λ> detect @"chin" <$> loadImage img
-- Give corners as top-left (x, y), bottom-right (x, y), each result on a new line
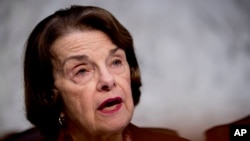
top-left (98, 116), bottom-right (131, 135)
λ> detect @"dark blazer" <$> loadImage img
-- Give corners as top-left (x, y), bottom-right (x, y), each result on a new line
top-left (2, 123), bottom-right (190, 141)
top-left (127, 123), bottom-right (190, 141)
top-left (205, 115), bottom-right (250, 141)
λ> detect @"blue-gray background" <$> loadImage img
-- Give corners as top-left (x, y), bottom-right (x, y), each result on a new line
top-left (0, 0), bottom-right (250, 141)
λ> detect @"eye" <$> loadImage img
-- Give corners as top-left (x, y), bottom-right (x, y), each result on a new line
top-left (112, 59), bottom-right (122, 66)
top-left (70, 65), bottom-right (93, 85)
top-left (76, 68), bottom-right (87, 76)
top-left (72, 64), bottom-right (90, 77)
top-left (109, 58), bottom-right (125, 74)
top-left (64, 61), bottom-right (94, 85)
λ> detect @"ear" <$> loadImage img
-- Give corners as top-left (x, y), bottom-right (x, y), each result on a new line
top-left (59, 112), bottom-right (65, 118)
top-left (59, 112), bottom-right (66, 127)
top-left (41, 87), bottom-right (60, 104)
top-left (52, 86), bottom-right (60, 100)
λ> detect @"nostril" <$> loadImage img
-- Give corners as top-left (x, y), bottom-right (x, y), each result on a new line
top-left (97, 70), bottom-right (115, 91)
top-left (101, 82), bottom-right (115, 91)
top-left (99, 80), bottom-right (115, 91)
top-left (102, 85), bottom-right (110, 91)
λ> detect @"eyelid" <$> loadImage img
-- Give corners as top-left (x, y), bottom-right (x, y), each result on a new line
top-left (110, 55), bottom-right (124, 63)
top-left (63, 62), bottom-right (90, 77)
top-left (65, 60), bottom-right (93, 71)
top-left (74, 65), bottom-right (87, 72)
top-left (73, 63), bottom-right (93, 72)
top-left (73, 62), bottom-right (88, 69)
top-left (111, 51), bottom-right (126, 60)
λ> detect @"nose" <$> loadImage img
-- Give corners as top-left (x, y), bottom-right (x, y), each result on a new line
top-left (97, 67), bottom-right (115, 91)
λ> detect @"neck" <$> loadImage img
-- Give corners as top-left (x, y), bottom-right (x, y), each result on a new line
top-left (60, 127), bottom-right (126, 141)
top-left (71, 132), bottom-right (123, 141)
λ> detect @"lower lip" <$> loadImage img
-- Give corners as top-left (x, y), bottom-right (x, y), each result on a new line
top-left (98, 103), bottom-right (122, 115)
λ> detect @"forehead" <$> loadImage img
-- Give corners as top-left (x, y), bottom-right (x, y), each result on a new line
top-left (51, 30), bottom-right (118, 62)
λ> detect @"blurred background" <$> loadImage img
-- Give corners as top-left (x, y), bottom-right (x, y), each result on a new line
top-left (0, 0), bottom-right (250, 141)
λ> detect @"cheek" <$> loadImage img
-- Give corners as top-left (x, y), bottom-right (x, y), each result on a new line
top-left (124, 69), bottom-right (132, 91)
top-left (55, 80), bottom-right (95, 116)
top-left (124, 71), bottom-right (134, 107)
top-left (62, 88), bottom-right (86, 113)
top-left (119, 71), bottom-right (133, 100)
top-left (61, 87), bottom-right (96, 125)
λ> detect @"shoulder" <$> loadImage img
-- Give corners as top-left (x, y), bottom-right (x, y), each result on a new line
top-left (127, 123), bottom-right (190, 141)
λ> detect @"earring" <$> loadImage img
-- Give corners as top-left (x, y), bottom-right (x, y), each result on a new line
top-left (58, 113), bottom-right (66, 127)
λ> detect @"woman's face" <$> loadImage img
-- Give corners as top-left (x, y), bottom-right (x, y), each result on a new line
top-left (52, 30), bottom-right (134, 136)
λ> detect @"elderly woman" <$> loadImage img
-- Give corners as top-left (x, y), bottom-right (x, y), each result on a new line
top-left (23, 5), bottom-right (189, 141)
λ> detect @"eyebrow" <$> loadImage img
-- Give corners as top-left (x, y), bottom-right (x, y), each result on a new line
top-left (61, 47), bottom-right (121, 67)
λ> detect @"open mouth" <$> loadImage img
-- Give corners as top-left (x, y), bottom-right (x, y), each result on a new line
top-left (98, 97), bottom-right (123, 113)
